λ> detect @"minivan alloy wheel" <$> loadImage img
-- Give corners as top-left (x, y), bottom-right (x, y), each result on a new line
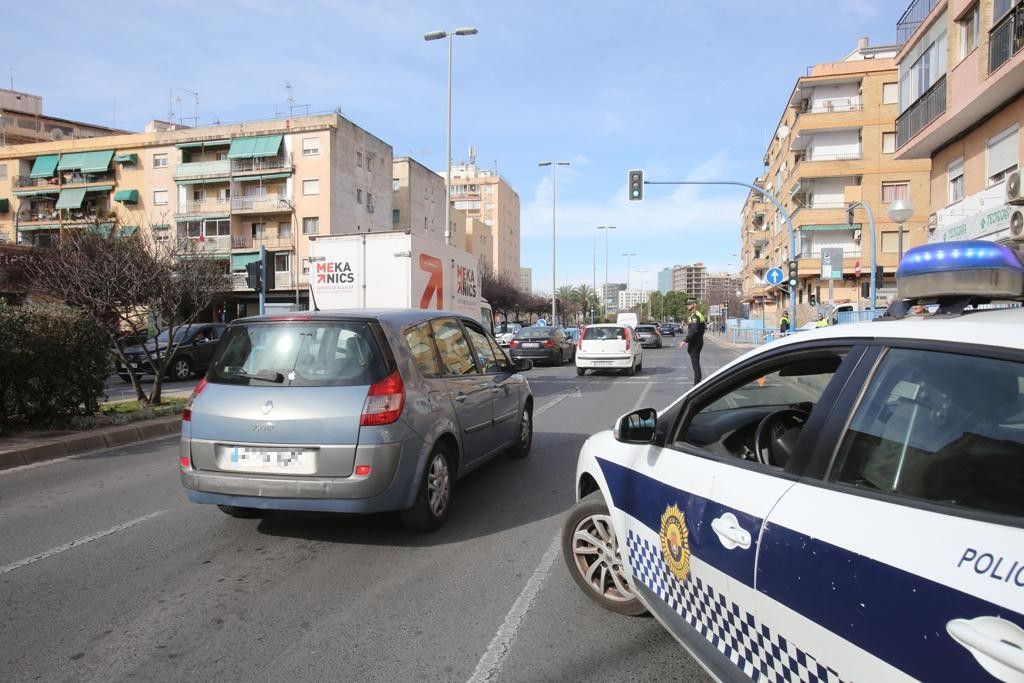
top-left (427, 452), bottom-right (451, 517)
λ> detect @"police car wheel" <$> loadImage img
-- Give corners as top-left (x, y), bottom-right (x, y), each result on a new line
top-left (562, 492), bottom-right (646, 616)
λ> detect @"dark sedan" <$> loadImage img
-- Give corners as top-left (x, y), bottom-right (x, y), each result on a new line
top-left (509, 326), bottom-right (575, 365)
top-left (658, 324), bottom-right (675, 337)
top-left (117, 323), bottom-right (227, 382)
top-left (634, 324), bottom-right (663, 348)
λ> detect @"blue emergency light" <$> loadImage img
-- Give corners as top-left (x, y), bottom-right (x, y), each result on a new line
top-left (896, 240), bottom-right (1024, 300)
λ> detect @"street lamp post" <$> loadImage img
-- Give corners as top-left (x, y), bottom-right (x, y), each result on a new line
top-left (598, 226), bottom-right (615, 320)
top-left (637, 270), bottom-right (649, 320)
top-left (424, 27), bottom-right (478, 246)
top-left (847, 199), bottom-right (879, 310)
top-left (278, 197), bottom-right (300, 306)
top-left (888, 198), bottom-right (915, 263)
top-left (539, 160), bottom-right (570, 325)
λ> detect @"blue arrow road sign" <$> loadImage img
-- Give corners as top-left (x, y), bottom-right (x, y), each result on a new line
top-left (765, 267), bottom-right (785, 286)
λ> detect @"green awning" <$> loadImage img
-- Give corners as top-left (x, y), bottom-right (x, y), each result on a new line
top-left (84, 185), bottom-right (114, 192)
top-left (113, 153), bottom-right (138, 164)
top-left (57, 150), bottom-right (114, 172)
top-left (228, 135), bottom-right (283, 159)
top-left (16, 224), bottom-right (59, 232)
top-left (176, 177), bottom-right (229, 185)
top-left (236, 172), bottom-right (291, 182)
top-left (231, 252), bottom-right (261, 271)
top-left (177, 139), bottom-right (230, 149)
top-left (29, 154), bottom-right (60, 178)
top-left (118, 226), bottom-right (138, 237)
top-left (85, 223), bottom-right (114, 237)
top-left (12, 188), bottom-right (59, 197)
top-left (799, 223), bottom-right (862, 231)
top-left (114, 189), bottom-right (140, 203)
top-left (55, 188), bottom-right (88, 210)
top-left (151, 224), bottom-right (170, 230)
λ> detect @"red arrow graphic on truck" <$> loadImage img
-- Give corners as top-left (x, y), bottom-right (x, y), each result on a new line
top-left (419, 253), bottom-right (443, 309)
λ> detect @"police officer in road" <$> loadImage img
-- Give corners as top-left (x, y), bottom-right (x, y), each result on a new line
top-left (678, 299), bottom-right (707, 384)
top-left (779, 312), bottom-right (791, 334)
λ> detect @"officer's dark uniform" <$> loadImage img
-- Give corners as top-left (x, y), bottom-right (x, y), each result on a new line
top-left (684, 307), bottom-right (706, 384)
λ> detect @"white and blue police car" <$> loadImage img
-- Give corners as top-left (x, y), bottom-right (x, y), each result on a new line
top-left (562, 240), bottom-right (1024, 683)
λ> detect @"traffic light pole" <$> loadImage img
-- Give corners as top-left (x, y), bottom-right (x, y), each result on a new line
top-left (846, 200), bottom-right (878, 312)
top-left (258, 244), bottom-right (267, 316)
top-left (645, 180), bottom-right (798, 327)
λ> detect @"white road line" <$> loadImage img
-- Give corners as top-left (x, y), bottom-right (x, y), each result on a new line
top-left (533, 388), bottom-right (579, 417)
top-left (468, 533), bottom-right (561, 683)
top-left (0, 510), bottom-right (165, 575)
top-left (633, 380), bottom-right (654, 411)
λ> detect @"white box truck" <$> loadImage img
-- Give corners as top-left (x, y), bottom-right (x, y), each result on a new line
top-left (307, 232), bottom-right (493, 331)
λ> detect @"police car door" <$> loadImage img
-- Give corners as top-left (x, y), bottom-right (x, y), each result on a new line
top-left (608, 344), bottom-right (859, 681)
top-left (757, 344), bottom-right (1024, 682)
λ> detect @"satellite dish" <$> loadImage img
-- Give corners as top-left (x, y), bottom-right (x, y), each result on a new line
top-left (776, 125), bottom-right (791, 141)
top-left (50, 129), bottom-right (65, 140)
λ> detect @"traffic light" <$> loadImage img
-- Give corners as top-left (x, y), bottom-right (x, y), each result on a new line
top-left (846, 203), bottom-right (856, 226)
top-left (628, 169), bottom-right (644, 201)
top-left (263, 251), bottom-right (276, 291)
top-left (787, 259), bottom-right (799, 288)
top-left (245, 261), bottom-right (262, 291)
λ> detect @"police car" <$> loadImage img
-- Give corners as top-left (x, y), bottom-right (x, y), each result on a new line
top-left (562, 240), bottom-right (1024, 683)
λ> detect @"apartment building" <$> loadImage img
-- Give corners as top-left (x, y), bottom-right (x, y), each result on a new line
top-left (618, 288), bottom-right (649, 312)
top-left (894, 0), bottom-right (1024, 244)
top-left (452, 208), bottom-right (487, 272)
top-left (657, 266), bottom-right (675, 294)
top-left (739, 38), bottom-right (932, 322)
top-left (448, 156), bottom-right (521, 279)
top-left (671, 263), bottom-right (708, 300)
top-left (0, 113), bottom-right (394, 316)
top-left (391, 156), bottom-right (446, 242)
top-left (706, 272), bottom-right (742, 305)
top-left (0, 89), bottom-right (123, 147)
top-left (519, 267), bottom-right (532, 294)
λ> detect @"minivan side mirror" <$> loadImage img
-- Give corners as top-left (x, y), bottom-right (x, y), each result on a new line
top-left (515, 358), bottom-right (534, 372)
top-left (614, 408), bottom-right (658, 444)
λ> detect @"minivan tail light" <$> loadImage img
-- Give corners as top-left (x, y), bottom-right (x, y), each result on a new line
top-left (182, 375), bottom-right (208, 422)
top-left (361, 370), bottom-right (405, 426)
top-left (579, 326), bottom-right (587, 350)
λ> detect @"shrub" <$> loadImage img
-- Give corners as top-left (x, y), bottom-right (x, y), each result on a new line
top-left (0, 302), bottom-right (111, 430)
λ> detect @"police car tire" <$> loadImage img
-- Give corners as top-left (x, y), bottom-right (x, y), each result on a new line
top-left (562, 492), bottom-right (646, 616)
top-left (217, 505), bottom-right (263, 519)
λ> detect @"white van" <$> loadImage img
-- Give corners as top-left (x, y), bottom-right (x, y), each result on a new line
top-left (615, 312), bottom-right (638, 329)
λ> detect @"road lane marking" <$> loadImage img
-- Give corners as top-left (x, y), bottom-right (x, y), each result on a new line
top-left (533, 386), bottom-right (581, 417)
top-left (468, 533), bottom-right (561, 683)
top-left (0, 510), bottom-right (165, 575)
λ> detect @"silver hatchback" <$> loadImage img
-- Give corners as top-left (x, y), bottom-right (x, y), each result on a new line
top-left (180, 310), bottom-right (534, 530)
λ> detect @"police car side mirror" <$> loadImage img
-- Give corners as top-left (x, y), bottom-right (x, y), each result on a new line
top-left (614, 408), bottom-right (658, 444)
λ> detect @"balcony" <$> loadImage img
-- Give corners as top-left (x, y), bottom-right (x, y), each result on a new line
top-left (230, 155), bottom-right (291, 175)
top-left (231, 271), bottom-right (295, 291)
top-left (799, 100), bottom-right (863, 115)
top-left (230, 234), bottom-right (295, 250)
top-left (231, 194), bottom-right (292, 214)
top-left (59, 171), bottom-right (115, 188)
top-left (177, 199), bottom-right (231, 216)
top-left (990, 4), bottom-right (1024, 73)
top-left (13, 175), bottom-right (61, 190)
top-left (896, 75), bottom-right (946, 149)
top-left (173, 160), bottom-right (230, 180)
top-left (897, 0), bottom-right (939, 44)
top-left (176, 236), bottom-right (231, 253)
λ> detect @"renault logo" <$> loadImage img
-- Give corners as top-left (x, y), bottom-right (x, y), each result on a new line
top-left (262, 400), bottom-right (273, 415)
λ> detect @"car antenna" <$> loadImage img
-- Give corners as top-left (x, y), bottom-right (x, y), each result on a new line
top-left (309, 284), bottom-right (320, 312)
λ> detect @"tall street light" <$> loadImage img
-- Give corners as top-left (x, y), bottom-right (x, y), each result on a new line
top-left (424, 27), bottom-right (478, 246)
top-left (539, 160), bottom-right (570, 324)
top-left (622, 252), bottom-right (636, 290)
top-left (887, 198), bottom-right (914, 263)
top-left (637, 270), bottom-right (649, 320)
top-left (598, 226), bottom-right (615, 320)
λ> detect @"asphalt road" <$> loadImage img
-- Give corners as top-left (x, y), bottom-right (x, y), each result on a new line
top-left (2, 339), bottom-right (741, 682)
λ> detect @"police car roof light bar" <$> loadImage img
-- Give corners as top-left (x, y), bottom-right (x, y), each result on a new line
top-left (896, 240), bottom-right (1024, 302)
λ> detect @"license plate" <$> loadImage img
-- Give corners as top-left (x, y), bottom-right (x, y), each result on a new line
top-left (230, 446), bottom-right (306, 468)
top-left (522, 342), bottom-right (540, 348)
top-left (594, 360), bottom-right (613, 366)
top-left (130, 362), bottom-right (138, 368)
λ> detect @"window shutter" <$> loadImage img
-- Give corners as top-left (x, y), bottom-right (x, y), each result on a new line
top-left (987, 127), bottom-right (1019, 178)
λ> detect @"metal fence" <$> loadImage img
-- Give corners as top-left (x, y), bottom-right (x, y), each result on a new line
top-left (896, 75), bottom-right (946, 148)
top-left (897, 0), bottom-right (939, 43)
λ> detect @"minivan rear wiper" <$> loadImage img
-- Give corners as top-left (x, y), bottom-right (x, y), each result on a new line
top-left (224, 368), bottom-right (285, 383)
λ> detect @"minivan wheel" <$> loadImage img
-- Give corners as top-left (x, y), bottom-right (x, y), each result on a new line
top-left (170, 357), bottom-right (193, 381)
top-left (509, 405), bottom-right (533, 458)
top-left (401, 445), bottom-right (453, 532)
top-left (217, 504), bottom-right (263, 519)
top-left (562, 492), bottom-right (646, 616)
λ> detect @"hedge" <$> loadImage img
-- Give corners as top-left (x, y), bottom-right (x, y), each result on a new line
top-left (0, 302), bottom-right (112, 430)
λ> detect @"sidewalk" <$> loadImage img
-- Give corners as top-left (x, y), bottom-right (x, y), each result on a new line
top-left (0, 415), bottom-right (181, 471)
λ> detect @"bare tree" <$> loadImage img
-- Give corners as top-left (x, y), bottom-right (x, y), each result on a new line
top-left (28, 229), bottom-right (229, 406)
top-left (481, 269), bottom-right (522, 322)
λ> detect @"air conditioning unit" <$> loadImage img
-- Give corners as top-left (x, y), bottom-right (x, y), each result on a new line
top-left (853, 229), bottom-right (862, 241)
top-left (1006, 171), bottom-right (1024, 205)
top-left (1010, 209), bottom-right (1024, 240)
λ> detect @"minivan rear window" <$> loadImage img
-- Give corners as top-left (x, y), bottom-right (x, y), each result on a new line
top-left (583, 327), bottom-right (626, 341)
top-left (208, 322), bottom-right (387, 387)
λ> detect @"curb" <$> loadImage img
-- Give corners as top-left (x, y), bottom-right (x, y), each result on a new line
top-left (0, 415), bottom-right (181, 471)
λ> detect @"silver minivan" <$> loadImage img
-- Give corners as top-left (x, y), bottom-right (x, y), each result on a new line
top-left (180, 309), bottom-right (533, 530)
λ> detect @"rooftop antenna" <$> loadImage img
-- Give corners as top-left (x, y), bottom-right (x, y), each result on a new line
top-left (286, 81), bottom-right (294, 117)
top-left (8, 67), bottom-right (13, 90)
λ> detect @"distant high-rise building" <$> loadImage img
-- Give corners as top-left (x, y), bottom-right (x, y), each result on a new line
top-left (672, 263), bottom-right (708, 300)
top-left (446, 155), bottom-right (521, 279)
top-left (519, 267), bottom-right (532, 294)
top-left (657, 266), bottom-right (676, 294)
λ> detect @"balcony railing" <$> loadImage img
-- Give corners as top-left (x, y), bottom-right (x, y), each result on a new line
top-left (896, 74), bottom-right (946, 149)
top-left (173, 159), bottom-right (230, 179)
top-left (230, 155), bottom-right (291, 174)
top-left (795, 150), bottom-right (862, 164)
top-left (60, 171), bottom-right (115, 187)
top-left (989, 3), bottom-right (1024, 73)
top-left (230, 194), bottom-right (291, 212)
top-left (175, 235), bottom-right (232, 253)
top-left (16, 210), bottom-right (59, 224)
top-left (13, 175), bottom-right (61, 189)
top-left (897, 0), bottom-right (939, 44)
top-left (178, 199), bottom-right (231, 215)
top-left (800, 100), bottom-right (863, 114)
top-left (231, 271), bottom-right (294, 291)
top-left (231, 234), bottom-right (295, 250)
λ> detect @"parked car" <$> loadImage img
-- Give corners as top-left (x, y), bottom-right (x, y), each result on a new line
top-left (495, 322), bottom-right (523, 348)
top-left (575, 324), bottom-right (643, 376)
top-left (561, 240), bottom-right (1024, 682)
top-left (658, 323), bottom-right (675, 337)
top-left (634, 324), bottom-right (663, 348)
top-left (117, 323), bottom-right (227, 382)
top-left (509, 326), bottom-right (575, 365)
top-left (180, 310), bottom-right (534, 531)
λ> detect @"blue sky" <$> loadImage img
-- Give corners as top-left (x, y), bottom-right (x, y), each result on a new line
top-left (3, 0), bottom-right (899, 293)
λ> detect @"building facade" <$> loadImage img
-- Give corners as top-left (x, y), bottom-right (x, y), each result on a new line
top-left (0, 89), bottom-right (123, 147)
top-left (618, 288), bottom-right (648, 312)
top-left (519, 267), bottom-right (532, 294)
top-left (657, 266), bottom-right (674, 294)
top-left (739, 38), bottom-right (932, 324)
top-left (894, 0), bottom-right (1024, 245)
top-left (671, 262), bottom-right (708, 300)
top-left (392, 156), bottom-right (445, 242)
top-left (0, 113), bottom-right (401, 315)
top-left (448, 158), bottom-right (521, 278)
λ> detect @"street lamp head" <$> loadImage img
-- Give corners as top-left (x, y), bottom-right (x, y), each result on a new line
top-left (538, 161), bottom-right (552, 167)
top-left (887, 198), bottom-right (915, 224)
top-left (454, 27), bottom-right (479, 35)
top-left (423, 30), bottom-right (447, 40)
top-left (556, 161), bottom-right (570, 166)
